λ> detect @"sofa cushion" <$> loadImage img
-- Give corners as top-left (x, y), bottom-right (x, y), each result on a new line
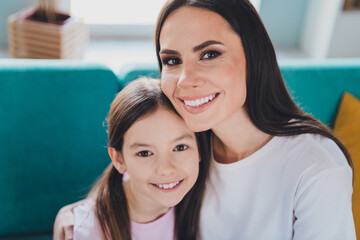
top-left (334, 92), bottom-right (360, 238)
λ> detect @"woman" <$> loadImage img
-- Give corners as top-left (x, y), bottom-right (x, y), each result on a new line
top-left (54, 0), bottom-right (355, 239)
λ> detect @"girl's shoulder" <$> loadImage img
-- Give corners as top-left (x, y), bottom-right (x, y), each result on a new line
top-left (73, 199), bottom-right (104, 240)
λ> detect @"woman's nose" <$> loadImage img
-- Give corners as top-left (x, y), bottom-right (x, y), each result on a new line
top-left (177, 65), bottom-right (204, 89)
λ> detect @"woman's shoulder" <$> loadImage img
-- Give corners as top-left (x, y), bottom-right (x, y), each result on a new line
top-left (278, 133), bottom-right (350, 170)
top-left (73, 199), bottom-right (104, 240)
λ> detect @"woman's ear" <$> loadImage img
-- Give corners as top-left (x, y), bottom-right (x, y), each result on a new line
top-left (108, 147), bottom-right (126, 174)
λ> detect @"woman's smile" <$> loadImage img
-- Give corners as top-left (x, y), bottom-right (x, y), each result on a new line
top-left (178, 92), bottom-right (220, 113)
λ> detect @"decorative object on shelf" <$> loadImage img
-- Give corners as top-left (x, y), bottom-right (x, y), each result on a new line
top-left (7, 0), bottom-right (88, 59)
top-left (343, 0), bottom-right (360, 10)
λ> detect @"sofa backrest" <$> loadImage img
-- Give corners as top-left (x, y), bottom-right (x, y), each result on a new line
top-left (280, 59), bottom-right (360, 126)
top-left (118, 59), bottom-right (360, 127)
top-left (0, 60), bottom-right (120, 239)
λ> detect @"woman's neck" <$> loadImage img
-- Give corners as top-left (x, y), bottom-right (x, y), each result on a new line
top-left (212, 108), bottom-right (272, 164)
top-left (123, 179), bottom-right (170, 224)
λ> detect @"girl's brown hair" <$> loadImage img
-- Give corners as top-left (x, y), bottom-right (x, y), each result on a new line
top-left (91, 78), bottom-right (211, 239)
top-left (155, 0), bottom-right (353, 168)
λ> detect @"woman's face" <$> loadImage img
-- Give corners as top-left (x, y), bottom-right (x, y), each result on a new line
top-left (159, 7), bottom-right (247, 132)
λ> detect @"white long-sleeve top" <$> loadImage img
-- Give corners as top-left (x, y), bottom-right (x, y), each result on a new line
top-left (200, 134), bottom-right (355, 240)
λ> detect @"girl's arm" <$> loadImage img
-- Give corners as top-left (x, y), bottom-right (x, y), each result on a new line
top-left (53, 199), bottom-right (86, 240)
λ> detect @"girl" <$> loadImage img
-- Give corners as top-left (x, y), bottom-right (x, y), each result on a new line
top-left (72, 78), bottom-right (210, 240)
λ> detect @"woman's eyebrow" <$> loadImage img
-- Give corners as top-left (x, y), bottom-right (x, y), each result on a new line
top-left (159, 49), bottom-right (180, 55)
top-left (193, 40), bottom-right (224, 52)
top-left (159, 40), bottom-right (224, 55)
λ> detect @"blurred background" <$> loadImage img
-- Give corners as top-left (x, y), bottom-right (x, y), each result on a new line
top-left (0, 0), bottom-right (359, 72)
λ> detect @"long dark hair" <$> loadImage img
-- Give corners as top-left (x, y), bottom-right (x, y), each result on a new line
top-left (91, 78), bottom-right (211, 239)
top-left (155, 0), bottom-right (353, 168)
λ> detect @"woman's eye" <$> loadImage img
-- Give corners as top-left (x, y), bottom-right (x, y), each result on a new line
top-left (201, 50), bottom-right (221, 60)
top-left (173, 144), bottom-right (188, 152)
top-left (162, 57), bottom-right (182, 66)
top-left (136, 151), bottom-right (152, 157)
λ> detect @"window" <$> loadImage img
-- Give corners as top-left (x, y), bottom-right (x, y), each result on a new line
top-left (70, 0), bottom-right (166, 37)
top-left (71, 0), bottom-right (167, 25)
top-left (69, 0), bottom-right (262, 38)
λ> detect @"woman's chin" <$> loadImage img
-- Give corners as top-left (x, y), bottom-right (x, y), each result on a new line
top-left (185, 120), bottom-right (213, 133)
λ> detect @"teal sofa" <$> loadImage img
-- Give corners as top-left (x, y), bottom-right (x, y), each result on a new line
top-left (0, 58), bottom-right (359, 239)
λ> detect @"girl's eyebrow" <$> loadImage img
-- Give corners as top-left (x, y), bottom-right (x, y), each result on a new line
top-left (129, 133), bottom-right (194, 149)
top-left (159, 40), bottom-right (224, 55)
top-left (172, 133), bottom-right (195, 143)
top-left (129, 143), bottom-right (151, 149)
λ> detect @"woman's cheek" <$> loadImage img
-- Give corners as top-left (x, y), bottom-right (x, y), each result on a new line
top-left (161, 74), bottom-right (176, 99)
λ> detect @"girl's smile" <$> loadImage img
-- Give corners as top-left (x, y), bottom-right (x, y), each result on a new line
top-left (151, 179), bottom-right (183, 190)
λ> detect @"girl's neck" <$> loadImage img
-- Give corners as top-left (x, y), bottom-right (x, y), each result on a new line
top-left (212, 108), bottom-right (272, 164)
top-left (123, 179), bottom-right (170, 224)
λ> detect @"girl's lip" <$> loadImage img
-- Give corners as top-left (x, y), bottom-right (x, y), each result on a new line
top-left (178, 93), bottom-right (220, 114)
top-left (151, 179), bottom-right (184, 191)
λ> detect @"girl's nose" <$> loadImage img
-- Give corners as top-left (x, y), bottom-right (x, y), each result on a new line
top-left (155, 157), bottom-right (176, 176)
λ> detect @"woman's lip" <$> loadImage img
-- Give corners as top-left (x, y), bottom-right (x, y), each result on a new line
top-left (178, 93), bottom-right (220, 114)
top-left (178, 92), bottom-right (219, 101)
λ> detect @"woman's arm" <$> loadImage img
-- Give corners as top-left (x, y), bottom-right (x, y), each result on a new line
top-left (293, 166), bottom-right (355, 239)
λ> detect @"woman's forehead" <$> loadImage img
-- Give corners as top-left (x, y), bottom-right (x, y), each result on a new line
top-left (159, 7), bottom-right (237, 49)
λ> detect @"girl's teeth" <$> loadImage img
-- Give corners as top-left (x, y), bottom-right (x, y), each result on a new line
top-left (155, 180), bottom-right (180, 189)
top-left (184, 94), bottom-right (216, 107)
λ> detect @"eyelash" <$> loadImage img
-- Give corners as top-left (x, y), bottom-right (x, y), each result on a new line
top-left (201, 50), bottom-right (221, 60)
top-left (173, 144), bottom-right (189, 152)
top-left (161, 50), bottom-right (222, 66)
top-left (135, 144), bottom-right (188, 157)
top-left (136, 151), bottom-right (152, 157)
top-left (162, 57), bottom-right (181, 66)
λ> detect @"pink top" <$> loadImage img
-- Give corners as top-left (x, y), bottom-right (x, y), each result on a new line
top-left (73, 200), bottom-right (175, 240)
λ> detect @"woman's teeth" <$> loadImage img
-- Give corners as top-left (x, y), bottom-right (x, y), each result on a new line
top-left (155, 180), bottom-right (180, 189)
top-left (184, 94), bottom-right (216, 107)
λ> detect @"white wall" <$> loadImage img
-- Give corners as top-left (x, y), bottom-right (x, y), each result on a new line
top-left (300, 0), bottom-right (343, 58)
top-left (300, 0), bottom-right (360, 58)
top-left (328, 11), bottom-right (360, 57)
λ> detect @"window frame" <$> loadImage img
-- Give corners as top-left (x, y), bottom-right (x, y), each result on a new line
top-left (65, 0), bottom-right (262, 39)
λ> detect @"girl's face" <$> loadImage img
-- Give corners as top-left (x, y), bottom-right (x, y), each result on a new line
top-left (114, 106), bottom-right (199, 212)
top-left (159, 7), bottom-right (247, 132)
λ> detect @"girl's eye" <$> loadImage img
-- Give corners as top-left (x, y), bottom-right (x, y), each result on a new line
top-left (201, 50), bottom-right (221, 60)
top-left (162, 57), bottom-right (182, 66)
top-left (136, 151), bottom-right (153, 157)
top-left (173, 144), bottom-right (188, 152)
